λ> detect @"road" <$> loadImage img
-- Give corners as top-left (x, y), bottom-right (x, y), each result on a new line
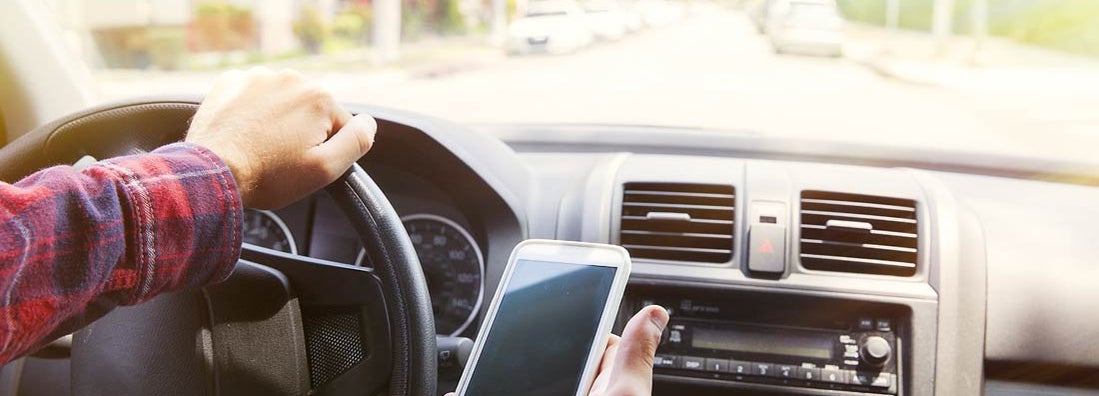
top-left (326, 6), bottom-right (1098, 163)
top-left (100, 6), bottom-right (1099, 163)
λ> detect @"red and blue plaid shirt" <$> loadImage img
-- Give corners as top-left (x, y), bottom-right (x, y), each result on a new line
top-left (0, 142), bottom-right (242, 363)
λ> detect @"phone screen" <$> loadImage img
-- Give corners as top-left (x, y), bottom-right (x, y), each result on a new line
top-left (464, 259), bottom-right (618, 396)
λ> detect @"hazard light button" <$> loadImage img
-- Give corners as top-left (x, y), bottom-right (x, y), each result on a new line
top-left (748, 224), bottom-right (786, 275)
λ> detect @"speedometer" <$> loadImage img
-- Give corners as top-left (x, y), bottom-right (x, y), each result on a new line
top-left (242, 209), bottom-right (297, 254)
top-left (360, 214), bottom-right (484, 336)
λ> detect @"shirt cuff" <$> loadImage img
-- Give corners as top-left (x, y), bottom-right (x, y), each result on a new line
top-left (99, 142), bottom-right (243, 303)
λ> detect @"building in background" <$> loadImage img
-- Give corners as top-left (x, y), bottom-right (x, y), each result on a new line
top-left (47, 0), bottom-right (491, 70)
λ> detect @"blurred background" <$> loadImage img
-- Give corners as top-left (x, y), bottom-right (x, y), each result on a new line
top-left (40, 0), bottom-right (1099, 162)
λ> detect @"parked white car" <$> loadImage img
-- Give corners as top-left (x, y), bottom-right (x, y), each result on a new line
top-left (507, 0), bottom-right (595, 55)
top-left (621, 2), bottom-right (645, 32)
top-left (766, 0), bottom-right (846, 56)
top-left (583, 0), bottom-right (630, 41)
top-left (635, 0), bottom-right (685, 28)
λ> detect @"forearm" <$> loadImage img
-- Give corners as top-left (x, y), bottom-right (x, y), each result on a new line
top-left (0, 143), bottom-right (242, 362)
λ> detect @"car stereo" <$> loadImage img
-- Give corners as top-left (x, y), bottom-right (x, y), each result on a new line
top-left (625, 292), bottom-right (903, 395)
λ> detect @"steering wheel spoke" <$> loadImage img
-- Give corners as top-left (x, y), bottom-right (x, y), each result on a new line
top-left (1, 99), bottom-right (437, 396)
top-left (240, 245), bottom-right (395, 395)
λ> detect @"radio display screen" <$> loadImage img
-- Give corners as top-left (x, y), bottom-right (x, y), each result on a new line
top-left (692, 325), bottom-right (834, 360)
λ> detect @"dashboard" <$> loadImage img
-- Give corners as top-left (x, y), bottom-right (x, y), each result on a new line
top-left (248, 104), bottom-right (1099, 396)
top-left (243, 190), bottom-right (487, 337)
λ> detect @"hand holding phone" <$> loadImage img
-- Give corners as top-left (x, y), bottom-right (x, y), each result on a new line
top-left (585, 305), bottom-right (670, 396)
top-left (455, 240), bottom-right (634, 396)
top-left (450, 305), bottom-right (669, 396)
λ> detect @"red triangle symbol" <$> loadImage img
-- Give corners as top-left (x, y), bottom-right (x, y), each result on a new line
top-left (759, 239), bottom-right (775, 254)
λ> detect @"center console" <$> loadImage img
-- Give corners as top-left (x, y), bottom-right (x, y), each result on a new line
top-left (621, 287), bottom-right (911, 395)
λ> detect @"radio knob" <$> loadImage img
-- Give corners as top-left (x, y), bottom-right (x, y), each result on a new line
top-left (860, 336), bottom-right (892, 368)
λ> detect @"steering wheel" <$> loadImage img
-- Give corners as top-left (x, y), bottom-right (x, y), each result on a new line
top-left (0, 99), bottom-right (437, 396)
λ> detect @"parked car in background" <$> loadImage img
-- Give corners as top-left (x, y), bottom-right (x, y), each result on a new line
top-left (621, 1), bottom-right (645, 32)
top-left (636, 0), bottom-right (685, 28)
top-left (507, 0), bottom-right (595, 55)
top-left (746, 0), bottom-right (775, 34)
top-left (583, 0), bottom-right (629, 41)
top-left (766, 0), bottom-right (845, 56)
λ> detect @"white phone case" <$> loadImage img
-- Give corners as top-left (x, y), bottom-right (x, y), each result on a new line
top-left (455, 239), bottom-right (632, 396)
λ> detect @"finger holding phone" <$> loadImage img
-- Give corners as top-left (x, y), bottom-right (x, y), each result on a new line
top-left (450, 240), bottom-right (666, 396)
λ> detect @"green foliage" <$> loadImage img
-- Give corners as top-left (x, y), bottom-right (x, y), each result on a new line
top-left (148, 28), bottom-right (187, 70)
top-left (334, 4), bottom-right (374, 43)
top-left (193, 0), bottom-right (256, 51)
top-left (294, 5), bottom-right (329, 54)
top-left (836, 0), bottom-right (1099, 56)
top-left (988, 0), bottom-right (1099, 56)
top-left (439, 0), bottom-right (467, 34)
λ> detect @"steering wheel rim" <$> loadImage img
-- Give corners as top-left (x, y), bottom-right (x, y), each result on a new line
top-left (0, 99), bottom-right (437, 396)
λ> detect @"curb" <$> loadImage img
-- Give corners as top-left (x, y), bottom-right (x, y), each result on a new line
top-left (847, 55), bottom-right (941, 87)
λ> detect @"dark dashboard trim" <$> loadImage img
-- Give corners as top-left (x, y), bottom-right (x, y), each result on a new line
top-left (477, 124), bottom-right (1099, 187)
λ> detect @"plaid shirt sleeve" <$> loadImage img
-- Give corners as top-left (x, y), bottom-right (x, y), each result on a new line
top-left (0, 142), bottom-right (243, 363)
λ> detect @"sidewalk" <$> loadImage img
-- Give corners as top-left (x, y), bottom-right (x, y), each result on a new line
top-left (843, 23), bottom-right (1099, 89)
top-left (95, 34), bottom-right (505, 102)
top-left (843, 23), bottom-right (1099, 142)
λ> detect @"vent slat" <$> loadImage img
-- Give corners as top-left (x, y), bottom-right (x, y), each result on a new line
top-left (800, 191), bottom-right (918, 277)
top-left (621, 217), bottom-right (733, 235)
top-left (623, 202), bottom-right (734, 211)
top-left (801, 200), bottom-right (915, 220)
top-left (623, 246), bottom-right (732, 263)
top-left (622, 205), bottom-right (733, 221)
top-left (801, 213), bottom-right (916, 234)
top-left (801, 225), bottom-right (917, 249)
top-left (624, 190), bottom-right (735, 199)
top-left (621, 233), bottom-right (733, 250)
top-left (620, 183), bottom-right (735, 263)
top-left (801, 239), bottom-right (917, 263)
top-left (624, 190), bottom-right (735, 207)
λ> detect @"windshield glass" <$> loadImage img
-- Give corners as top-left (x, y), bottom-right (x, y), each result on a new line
top-left (42, 0), bottom-right (1099, 162)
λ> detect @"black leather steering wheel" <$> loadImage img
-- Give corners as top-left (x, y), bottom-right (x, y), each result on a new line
top-left (0, 99), bottom-right (437, 396)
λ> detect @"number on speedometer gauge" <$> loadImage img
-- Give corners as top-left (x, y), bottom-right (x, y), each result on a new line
top-left (359, 214), bottom-right (484, 336)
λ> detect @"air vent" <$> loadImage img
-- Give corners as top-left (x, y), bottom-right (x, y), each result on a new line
top-left (799, 191), bottom-right (918, 276)
top-left (619, 183), bottom-right (735, 263)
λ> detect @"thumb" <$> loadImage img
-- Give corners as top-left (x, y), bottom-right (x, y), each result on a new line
top-left (310, 113), bottom-right (378, 180)
top-left (606, 305), bottom-right (669, 395)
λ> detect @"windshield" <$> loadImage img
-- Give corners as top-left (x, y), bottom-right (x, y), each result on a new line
top-left (42, 0), bottom-right (1099, 162)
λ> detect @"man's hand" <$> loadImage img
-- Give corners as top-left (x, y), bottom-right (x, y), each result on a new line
top-left (186, 67), bottom-right (377, 209)
top-left (589, 305), bottom-right (669, 396)
top-left (444, 305), bottom-right (669, 396)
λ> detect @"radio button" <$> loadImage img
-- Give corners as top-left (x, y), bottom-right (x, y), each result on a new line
top-left (747, 224), bottom-right (786, 275)
top-left (860, 336), bottom-right (892, 368)
top-left (799, 367), bottom-right (822, 382)
top-left (754, 363), bottom-right (777, 377)
top-left (730, 360), bottom-right (753, 375)
top-left (668, 329), bottom-right (683, 344)
top-left (682, 356), bottom-right (705, 371)
top-left (872, 374), bottom-right (894, 388)
top-left (653, 355), bottom-right (679, 369)
top-left (776, 364), bottom-right (797, 378)
top-left (858, 317), bottom-right (874, 330)
top-left (822, 368), bottom-right (847, 384)
top-left (853, 372), bottom-right (893, 388)
top-left (876, 319), bottom-right (893, 332)
top-left (704, 358), bottom-right (730, 373)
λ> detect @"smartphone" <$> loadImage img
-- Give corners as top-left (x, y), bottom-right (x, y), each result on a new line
top-left (454, 239), bottom-right (632, 396)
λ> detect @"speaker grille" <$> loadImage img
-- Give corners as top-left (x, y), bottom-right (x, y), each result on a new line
top-left (302, 307), bottom-right (366, 388)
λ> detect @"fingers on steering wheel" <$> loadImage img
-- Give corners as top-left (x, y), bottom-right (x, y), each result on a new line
top-left (311, 114), bottom-right (378, 181)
